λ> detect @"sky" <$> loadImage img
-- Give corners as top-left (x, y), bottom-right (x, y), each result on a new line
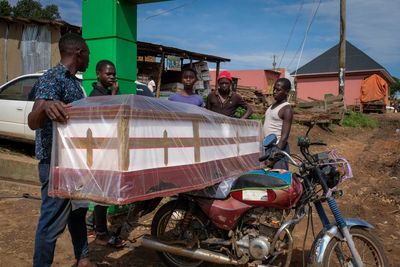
top-left (10, 0), bottom-right (400, 77)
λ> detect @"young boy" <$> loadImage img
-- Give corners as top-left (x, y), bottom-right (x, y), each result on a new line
top-left (168, 68), bottom-right (203, 107)
top-left (206, 70), bottom-right (253, 118)
top-left (90, 60), bottom-right (119, 96)
top-left (87, 60), bottom-right (124, 248)
top-left (262, 78), bottom-right (293, 170)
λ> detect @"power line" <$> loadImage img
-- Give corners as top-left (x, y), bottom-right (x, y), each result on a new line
top-left (278, 0), bottom-right (305, 68)
top-left (141, 0), bottom-right (198, 21)
top-left (287, 0), bottom-right (322, 73)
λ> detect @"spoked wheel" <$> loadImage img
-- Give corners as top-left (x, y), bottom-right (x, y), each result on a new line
top-left (151, 200), bottom-right (208, 267)
top-left (322, 227), bottom-right (389, 267)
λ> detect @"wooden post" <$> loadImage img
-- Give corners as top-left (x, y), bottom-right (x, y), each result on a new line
top-left (156, 51), bottom-right (165, 98)
top-left (215, 61), bottom-right (220, 91)
top-left (338, 0), bottom-right (346, 97)
top-left (118, 117), bottom-right (129, 171)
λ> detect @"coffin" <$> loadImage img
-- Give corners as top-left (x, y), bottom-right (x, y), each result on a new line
top-left (49, 95), bottom-right (262, 204)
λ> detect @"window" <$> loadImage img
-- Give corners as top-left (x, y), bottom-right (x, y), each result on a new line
top-left (0, 77), bottom-right (38, 101)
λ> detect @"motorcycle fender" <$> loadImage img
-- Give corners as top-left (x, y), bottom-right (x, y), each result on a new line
top-left (307, 218), bottom-right (374, 267)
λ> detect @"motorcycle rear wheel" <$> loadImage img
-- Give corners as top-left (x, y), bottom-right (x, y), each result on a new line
top-left (151, 200), bottom-right (207, 267)
top-left (322, 227), bottom-right (389, 267)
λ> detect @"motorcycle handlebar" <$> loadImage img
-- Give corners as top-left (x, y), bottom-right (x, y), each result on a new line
top-left (310, 142), bottom-right (327, 146)
top-left (259, 149), bottom-right (299, 167)
top-left (258, 154), bottom-right (270, 162)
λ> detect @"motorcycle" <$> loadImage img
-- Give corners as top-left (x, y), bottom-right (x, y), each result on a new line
top-left (141, 122), bottom-right (388, 267)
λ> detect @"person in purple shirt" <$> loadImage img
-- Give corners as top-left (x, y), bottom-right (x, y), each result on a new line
top-left (168, 68), bottom-right (204, 107)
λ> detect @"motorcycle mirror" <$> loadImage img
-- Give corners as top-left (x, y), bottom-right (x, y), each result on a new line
top-left (305, 121), bottom-right (316, 137)
top-left (263, 134), bottom-right (277, 147)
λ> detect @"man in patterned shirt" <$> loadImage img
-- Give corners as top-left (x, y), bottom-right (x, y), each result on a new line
top-left (28, 33), bottom-right (96, 267)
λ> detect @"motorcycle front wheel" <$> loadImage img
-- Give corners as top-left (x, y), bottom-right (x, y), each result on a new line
top-left (322, 227), bottom-right (389, 267)
top-left (151, 200), bottom-right (207, 267)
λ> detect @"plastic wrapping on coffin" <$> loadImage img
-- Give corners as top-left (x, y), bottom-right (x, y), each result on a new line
top-left (49, 95), bottom-right (262, 204)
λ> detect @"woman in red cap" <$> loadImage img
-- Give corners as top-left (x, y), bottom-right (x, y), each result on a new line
top-left (206, 70), bottom-right (253, 118)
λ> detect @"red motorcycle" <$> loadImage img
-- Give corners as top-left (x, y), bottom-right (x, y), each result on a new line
top-left (142, 122), bottom-right (388, 267)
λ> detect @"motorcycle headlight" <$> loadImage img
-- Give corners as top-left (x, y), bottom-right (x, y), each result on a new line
top-left (322, 164), bottom-right (341, 189)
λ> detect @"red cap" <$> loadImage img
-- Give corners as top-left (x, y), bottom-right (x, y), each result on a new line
top-left (217, 71), bottom-right (232, 81)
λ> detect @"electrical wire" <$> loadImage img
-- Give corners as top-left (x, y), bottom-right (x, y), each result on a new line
top-left (287, 0), bottom-right (322, 73)
top-left (294, 0), bottom-right (322, 76)
top-left (278, 0), bottom-right (305, 68)
top-left (141, 0), bottom-right (198, 21)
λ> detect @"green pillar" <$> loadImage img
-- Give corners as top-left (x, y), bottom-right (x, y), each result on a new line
top-left (82, 0), bottom-right (137, 95)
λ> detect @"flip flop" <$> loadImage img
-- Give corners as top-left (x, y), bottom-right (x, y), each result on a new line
top-left (107, 235), bottom-right (126, 248)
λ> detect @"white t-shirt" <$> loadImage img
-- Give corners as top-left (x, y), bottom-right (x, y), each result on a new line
top-left (147, 80), bottom-right (156, 92)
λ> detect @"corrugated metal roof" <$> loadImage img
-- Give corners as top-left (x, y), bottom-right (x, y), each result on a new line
top-left (137, 41), bottom-right (230, 63)
top-left (292, 41), bottom-right (394, 83)
top-left (0, 16), bottom-right (80, 32)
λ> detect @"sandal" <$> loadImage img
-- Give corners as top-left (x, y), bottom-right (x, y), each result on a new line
top-left (87, 229), bottom-right (96, 239)
top-left (94, 232), bottom-right (109, 246)
top-left (107, 235), bottom-right (126, 248)
top-left (95, 233), bottom-right (125, 248)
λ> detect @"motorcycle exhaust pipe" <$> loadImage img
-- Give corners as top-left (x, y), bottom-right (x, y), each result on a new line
top-left (141, 235), bottom-right (240, 265)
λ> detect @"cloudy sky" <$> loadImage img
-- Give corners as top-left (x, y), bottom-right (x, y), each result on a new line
top-left (10, 0), bottom-right (400, 77)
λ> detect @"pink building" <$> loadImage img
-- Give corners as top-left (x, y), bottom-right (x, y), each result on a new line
top-left (209, 69), bottom-right (285, 94)
top-left (292, 41), bottom-right (394, 106)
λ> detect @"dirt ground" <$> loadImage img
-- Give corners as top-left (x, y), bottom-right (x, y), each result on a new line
top-left (0, 113), bottom-right (399, 267)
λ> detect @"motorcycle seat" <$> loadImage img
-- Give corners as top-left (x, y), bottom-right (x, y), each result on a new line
top-left (231, 169), bottom-right (292, 191)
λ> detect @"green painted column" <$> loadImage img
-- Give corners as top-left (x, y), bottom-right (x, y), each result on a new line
top-left (82, 0), bottom-right (137, 95)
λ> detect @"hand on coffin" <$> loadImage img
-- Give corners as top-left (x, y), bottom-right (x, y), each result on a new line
top-left (44, 100), bottom-right (72, 124)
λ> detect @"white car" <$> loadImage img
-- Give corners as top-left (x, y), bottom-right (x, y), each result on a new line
top-left (0, 73), bottom-right (43, 142)
top-left (0, 72), bottom-right (153, 143)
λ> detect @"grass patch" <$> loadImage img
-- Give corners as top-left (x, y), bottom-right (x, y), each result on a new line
top-left (342, 111), bottom-right (378, 128)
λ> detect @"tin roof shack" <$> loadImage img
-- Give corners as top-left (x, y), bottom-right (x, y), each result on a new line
top-left (136, 41), bottom-right (230, 98)
top-left (0, 16), bottom-right (80, 85)
top-left (292, 41), bottom-right (394, 108)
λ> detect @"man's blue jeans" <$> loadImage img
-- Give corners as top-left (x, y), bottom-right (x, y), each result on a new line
top-left (33, 161), bottom-right (89, 267)
top-left (273, 143), bottom-right (290, 170)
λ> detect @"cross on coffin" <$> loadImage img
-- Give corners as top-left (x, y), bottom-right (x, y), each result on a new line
top-left (70, 120), bottom-right (244, 170)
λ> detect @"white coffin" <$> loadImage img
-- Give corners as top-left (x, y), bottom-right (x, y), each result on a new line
top-left (49, 95), bottom-right (262, 204)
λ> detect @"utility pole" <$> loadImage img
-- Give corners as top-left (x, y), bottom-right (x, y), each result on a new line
top-left (272, 55), bottom-right (277, 70)
top-left (338, 0), bottom-right (346, 96)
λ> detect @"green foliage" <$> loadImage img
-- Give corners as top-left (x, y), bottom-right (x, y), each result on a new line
top-left (342, 111), bottom-right (378, 128)
top-left (390, 76), bottom-right (400, 96)
top-left (11, 0), bottom-right (60, 20)
top-left (42, 4), bottom-right (60, 20)
top-left (0, 0), bottom-right (12, 16)
top-left (234, 106), bottom-right (264, 121)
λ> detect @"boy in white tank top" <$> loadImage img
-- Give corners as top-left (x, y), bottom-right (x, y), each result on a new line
top-left (262, 78), bottom-right (293, 170)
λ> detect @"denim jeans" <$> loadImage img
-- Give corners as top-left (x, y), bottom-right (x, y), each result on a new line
top-left (273, 143), bottom-right (290, 170)
top-left (33, 161), bottom-right (89, 267)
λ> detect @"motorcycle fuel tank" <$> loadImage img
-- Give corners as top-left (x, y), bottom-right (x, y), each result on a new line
top-left (197, 196), bottom-right (252, 230)
top-left (230, 169), bottom-right (303, 209)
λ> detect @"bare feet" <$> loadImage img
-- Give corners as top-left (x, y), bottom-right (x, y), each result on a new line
top-left (77, 258), bottom-right (97, 267)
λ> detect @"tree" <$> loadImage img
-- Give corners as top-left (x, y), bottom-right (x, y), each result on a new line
top-left (0, 0), bottom-right (12, 16)
top-left (42, 4), bottom-right (61, 20)
top-left (390, 76), bottom-right (400, 96)
top-left (12, 0), bottom-right (60, 20)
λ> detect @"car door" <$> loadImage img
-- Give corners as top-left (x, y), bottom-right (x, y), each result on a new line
top-left (0, 76), bottom-right (38, 141)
